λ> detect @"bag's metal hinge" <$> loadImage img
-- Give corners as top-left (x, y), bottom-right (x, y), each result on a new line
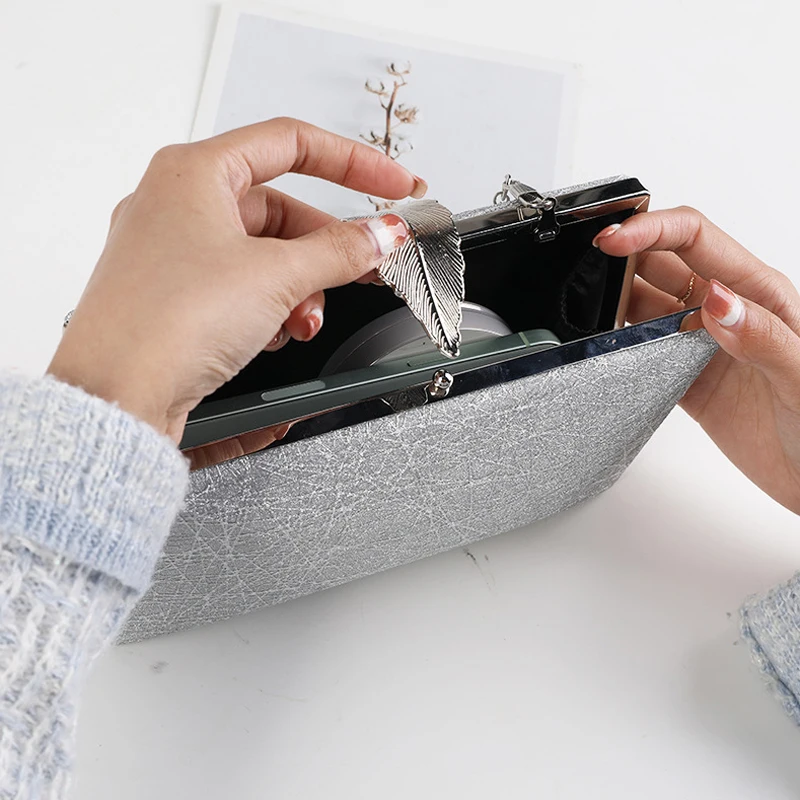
top-left (493, 174), bottom-right (561, 243)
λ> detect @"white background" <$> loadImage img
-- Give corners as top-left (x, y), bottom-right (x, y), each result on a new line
top-left (2, 1), bottom-right (800, 798)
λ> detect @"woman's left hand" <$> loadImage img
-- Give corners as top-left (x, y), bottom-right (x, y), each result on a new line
top-left (595, 208), bottom-right (800, 514)
top-left (48, 118), bottom-right (424, 468)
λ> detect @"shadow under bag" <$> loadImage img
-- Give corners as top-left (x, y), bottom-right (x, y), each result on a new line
top-left (120, 176), bottom-right (718, 643)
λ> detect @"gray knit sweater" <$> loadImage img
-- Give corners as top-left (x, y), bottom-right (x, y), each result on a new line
top-left (0, 371), bottom-right (189, 799)
top-left (0, 368), bottom-right (799, 799)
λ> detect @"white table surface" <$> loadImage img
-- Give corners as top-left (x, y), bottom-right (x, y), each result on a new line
top-left (2, 0), bottom-right (800, 797)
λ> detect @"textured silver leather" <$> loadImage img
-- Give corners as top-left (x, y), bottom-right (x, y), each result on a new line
top-left (120, 330), bottom-right (718, 643)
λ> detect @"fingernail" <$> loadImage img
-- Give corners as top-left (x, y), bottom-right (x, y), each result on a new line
top-left (305, 307), bottom-right (323, 340)
top-left (679, 309), bottom-right (704, 333)
top-left (592, 223), bottom-right (622, 248)
top-left (268, 327), bottom-right (285, 346)
top-left (705, 280), bottom-right (744, 327)
top-left (274, 422), bottom-right (292, 441)
top-left (409, 175), bottom-right (428, 200)
top-left (265, 326), bottom-right (288, 351)
top-left (360, 214), bottom-right (410, 258)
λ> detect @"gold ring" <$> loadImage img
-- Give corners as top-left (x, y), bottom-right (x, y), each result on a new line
top-left (677, 272), bottom-right (697, 304)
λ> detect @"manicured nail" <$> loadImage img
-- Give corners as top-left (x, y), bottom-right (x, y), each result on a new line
top-left (409, 175), bottom-right (428, 199)
top-left (265, 326), bottom-right (288, 351)
top-left (679, 309), bottom-right (704, 333)
top-left (592, 223), bottom-right (622, 248)
top-left (705, 280), bottom-right (744, 327)
top-left (360, 214), bottom-right (410, 258)
top-left (268, 327), bottom-right (285, 346)
top-left (305, 307), bottom-right (323, 340)
top-left (273, 422), bottom-right (292, 441)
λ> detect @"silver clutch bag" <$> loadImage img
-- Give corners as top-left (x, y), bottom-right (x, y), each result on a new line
top-left (120, 176), bottom-right (718, 643)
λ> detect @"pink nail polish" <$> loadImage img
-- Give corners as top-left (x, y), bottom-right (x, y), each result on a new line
top-left (273, 422), bottom-right (292, 441)
top-left (306, 308), bottom-right (323, 339)
top-left (265, 326), bottom-right (288, 351)
top-left (705, 280), bottom-right (744, 327)
top-left (361, 214), bottom-right (410, 258)
top-left (410, 175), bottom-right (428, 199)
top-left (592, 223), bottom-right (622, 248)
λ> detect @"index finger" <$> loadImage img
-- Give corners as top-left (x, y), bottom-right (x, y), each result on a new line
top-left (594, 206), bottom-right (787, 308)
top-left (200, 117), bottom-right (424, 202)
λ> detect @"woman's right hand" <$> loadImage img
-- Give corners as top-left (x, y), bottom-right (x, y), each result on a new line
top-left (49, 118), bottom-right (422, 470)
top-left (594, 208), bottom-right (800, 515)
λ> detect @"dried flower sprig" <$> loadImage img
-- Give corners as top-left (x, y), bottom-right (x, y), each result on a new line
top-left (362, 61), bottom-right (419, 211)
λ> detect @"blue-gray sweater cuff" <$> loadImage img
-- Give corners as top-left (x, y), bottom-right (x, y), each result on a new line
top-left (0, 370), bottom-right (190, 593)
top-left (741, 573), bottom-right (800, 725)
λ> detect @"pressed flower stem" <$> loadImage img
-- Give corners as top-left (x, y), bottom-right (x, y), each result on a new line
top-left (362, 64), bottom-right (416, 211)
top-left (381, 75), bottom-right (406, 159)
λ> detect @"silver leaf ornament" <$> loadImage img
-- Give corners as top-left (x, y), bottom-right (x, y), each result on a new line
top-left (375, 200), bottom-right (466, 358)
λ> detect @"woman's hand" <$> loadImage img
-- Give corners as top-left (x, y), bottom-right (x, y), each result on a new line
top-left (594, 208), bottom-right (800, 514)
top-left (47, 118), bottom-right (423, 465)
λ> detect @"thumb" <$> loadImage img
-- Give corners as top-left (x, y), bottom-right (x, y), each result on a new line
top-left (699, 279), bottom-right (800, 405)
top-left (278, 213), bottom-right (410, 302)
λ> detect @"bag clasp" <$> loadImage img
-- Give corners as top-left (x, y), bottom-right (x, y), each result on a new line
top-left (493, 174), bottom-right (561, 243)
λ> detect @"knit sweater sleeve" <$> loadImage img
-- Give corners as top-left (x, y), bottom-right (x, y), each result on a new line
top-left (0, 370), bottom-right (190, 799)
